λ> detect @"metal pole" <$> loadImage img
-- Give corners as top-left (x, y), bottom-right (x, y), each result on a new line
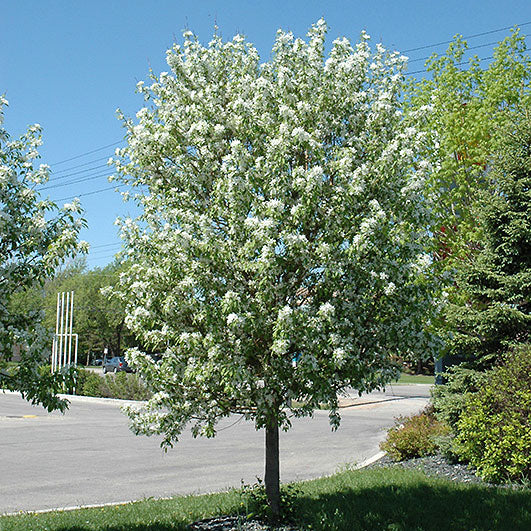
top-left (64, 292), bottom-right (70, 368)
top-left (73, 334), bottom-right (79, 394)
top-left (51, 337), bottom-right (56, 372)
top-left (53, 292), bottom-right (60, 371)
top-left (67, 291), bottom-right (74, 367)
top-left (59, 292), bottom-right (65, 370)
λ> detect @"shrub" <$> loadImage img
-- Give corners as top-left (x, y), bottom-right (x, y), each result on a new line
top-left (73, 369), bottom-right (151, 400)
top-left (453, 344), bottom-right (531, 483)
top-left (98, 371), bottom-right (152, 400)
top-left (240, 478), bottom-right (300, 524)
top-left (75, 369), bottom-right (103, 397)
top-left (380, 407), bottom-right (451, 461)
top-left (431, 366), bottom-right (487, 430)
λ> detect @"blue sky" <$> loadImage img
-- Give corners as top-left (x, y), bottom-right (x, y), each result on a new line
top-left (2, 0), bottom-right (531, 268)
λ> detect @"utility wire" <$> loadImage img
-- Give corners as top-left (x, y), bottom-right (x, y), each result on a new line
top-left (403, 20), bottom-right (531, 53)
top-left (55, 184), bottom-right (127, 203)
top-left (44, 21), bottom-right (531, 201)
top-left (86, 252), bottom-right (121, 262)
top-left (50, 155), bottom-right (113, 175)
top-left (47, 163), bottom-right (111, 183)
top-left (90, 242), bottom-right (123, 250)
top-left (43, 21), bottom-right (531, 172)
top-left (40, 171), bottom-right (113, 191)
top-left (40, 170), bottom-right (112, 191)
top-left (88, 246), bottom-right (122, 256)
top-left (408, 34), bottom-right (529, 64)
top-left (405, 55), bottom-right (499, 76)
top-left (50, 140), bottom-right (124, 167)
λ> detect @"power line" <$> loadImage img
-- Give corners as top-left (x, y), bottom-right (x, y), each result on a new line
top-left (50, 140), bottom-right (124, 167)
top-left (45, 170), bottom-right (113, 190)
top-left (50, 155), bottom-right (113, 175)
top-left (90, 242), bottom-right (122, 250)
top-left (87, 254), bottom-right (121, 262)
top-left (88, 246), bottom-right (122, 256)
top-left (41, 21), bottom-right (531, 205)
top-left (40, 170), bottom-right (112, 191)
top-left (47, 163), bottom-right (111, 183)
top-left (55, 184), bottom-right (127, 203)
top-left (403, 20), bottom-right (531, 54)
top-left (405, 54), bottom-right (499, 76)
top-left (86, 252), bottom-right (121, 262)
top-left (408, 34), bottom-right (529, 64)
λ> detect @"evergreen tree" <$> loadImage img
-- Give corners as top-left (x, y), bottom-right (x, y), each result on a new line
top-left (445, 110), bottom-right (531, 369)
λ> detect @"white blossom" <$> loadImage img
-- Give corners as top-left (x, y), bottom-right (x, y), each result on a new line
top-left (109, 20), bottom-right (440, 456)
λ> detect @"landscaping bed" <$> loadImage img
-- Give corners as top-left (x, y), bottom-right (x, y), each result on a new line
top-left (369, 453), bottom-right (529, 490)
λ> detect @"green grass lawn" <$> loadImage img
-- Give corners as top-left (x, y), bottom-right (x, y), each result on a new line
top-left (394, 373), bottom-right (434, 384)
top-left (2, 467), bottom-right (529, 531)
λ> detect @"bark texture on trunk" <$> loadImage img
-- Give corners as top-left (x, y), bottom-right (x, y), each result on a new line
top-left (265, 421), bottom-right (280, 519)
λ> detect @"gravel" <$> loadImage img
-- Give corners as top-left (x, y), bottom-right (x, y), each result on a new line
top-left (368, 453), bottom-right (486, 484)
top-left (189, 515), bottom-right (299, 531)
top-left (369, 453), bottom-right (528, 490)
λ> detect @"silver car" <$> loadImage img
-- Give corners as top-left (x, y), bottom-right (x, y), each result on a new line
top-left (102, 356), bottom-right (132, 374)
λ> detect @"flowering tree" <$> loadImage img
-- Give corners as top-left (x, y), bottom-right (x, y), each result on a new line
top-left (113, 20), bottom-right (439, 516)
top-left (0, 96), bottom-right (86, 411)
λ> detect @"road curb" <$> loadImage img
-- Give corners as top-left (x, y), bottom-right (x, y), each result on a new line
top-left (1, 389), bottom-right (144, 407)
top-left (355, 451), bottom-right (386, 469)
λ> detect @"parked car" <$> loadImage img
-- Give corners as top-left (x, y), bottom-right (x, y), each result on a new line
top-left (92, 358), bottom-right (103, 366)
top-left (102, 356), bottom-right (132, 374)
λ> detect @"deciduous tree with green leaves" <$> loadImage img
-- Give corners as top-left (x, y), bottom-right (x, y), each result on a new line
top-left (407, 29), bottom-right (531, 260)
top-left (43, 261), bottom-right (135, 363)
top-left (112, 21), bottom-right (440, 517)
top-left (0, 96), bottom-right (86, 411)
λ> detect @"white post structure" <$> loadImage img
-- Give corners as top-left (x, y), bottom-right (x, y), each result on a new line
top-left (51, 291), bottom-right (78, 374)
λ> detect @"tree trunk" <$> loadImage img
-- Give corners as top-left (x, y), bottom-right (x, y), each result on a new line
top-left (265, 420), bottom-right (280, 519)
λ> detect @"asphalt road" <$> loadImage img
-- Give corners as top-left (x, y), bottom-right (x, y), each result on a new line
top-left (0, 385), bottom-right (430, 514)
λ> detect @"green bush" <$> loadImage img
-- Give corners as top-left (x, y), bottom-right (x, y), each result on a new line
top-left (431, 366), bottom-right (487, 430)
top-left (98, 371), bottom-right (152, 400)
top-left (75, 369), bottom-right (103, 397)
top-left (380, 407), bottom-right (451, 461)
top-left (73, 369), bottom-right (151, 400)
top-left (453, 344), bottom-right (531, 483)
top-left (240, 478), bottom-right (300, 524)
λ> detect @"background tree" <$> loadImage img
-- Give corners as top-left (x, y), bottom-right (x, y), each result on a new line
top-left (113, 21), bottom-right (440, 517)
top-left (0, 96), bottom-right (86, 411)
top-left (11, 259), bottom-right (137, 365)
top-left (407, 29), bottom-right (531, 261)
top-left (406, 30), bottom-right (530, 374)
top-left (42, 261), bottom-right (136, 363)
top-left (444, 108), bottom-right (531, 369)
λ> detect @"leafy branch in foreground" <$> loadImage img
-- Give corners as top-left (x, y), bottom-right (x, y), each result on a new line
top-left (0, 96), bottom-right (86, 411)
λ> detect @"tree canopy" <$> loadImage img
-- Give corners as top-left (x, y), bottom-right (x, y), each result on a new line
top-left (407, 29), bottom-right (531, 261)
top-left (445, 108), bottom-right (531, 368)
top-left (0, 97), bottom-right (86, 411)
top-left (113, 20), bottom-right (440, 515)
top-left (43, 261), bottom-right (135, 363)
